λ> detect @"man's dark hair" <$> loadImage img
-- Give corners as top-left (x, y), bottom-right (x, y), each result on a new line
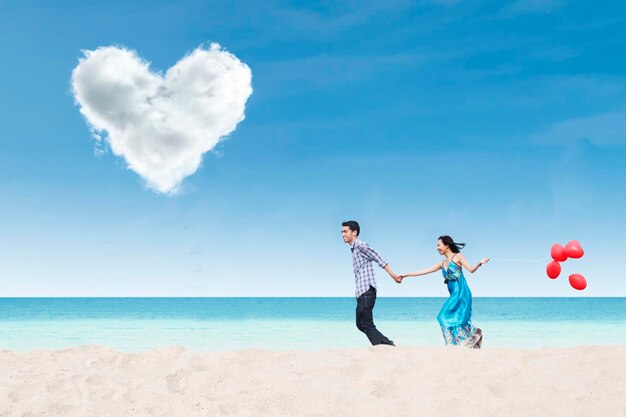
top-left (342, 220), bottom-right (360, 236)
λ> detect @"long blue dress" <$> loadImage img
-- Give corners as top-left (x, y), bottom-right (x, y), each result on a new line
top-left (437, 257), bottom-right (483, 348)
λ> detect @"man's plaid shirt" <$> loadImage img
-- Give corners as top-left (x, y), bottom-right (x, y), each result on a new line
top-left (350, 239), bottom-right (388, 297)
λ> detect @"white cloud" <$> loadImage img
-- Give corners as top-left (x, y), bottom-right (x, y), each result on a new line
top-left (530, 111), bottom-right (626, 146)
top-left (71, 44), bottom-right (253, 193)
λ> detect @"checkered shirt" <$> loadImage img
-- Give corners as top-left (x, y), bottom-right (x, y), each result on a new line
top-left (350, 239), bottom-right (388, 297)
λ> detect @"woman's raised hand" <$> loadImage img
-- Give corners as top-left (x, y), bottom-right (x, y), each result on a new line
top-left (480, 258), bottom-right (490, 265)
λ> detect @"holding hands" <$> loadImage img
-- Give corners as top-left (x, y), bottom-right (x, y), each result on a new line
top-left (384, 265), bottom-right (403, 284)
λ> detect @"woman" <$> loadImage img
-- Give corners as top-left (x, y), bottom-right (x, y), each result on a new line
top-left (399, 236), bottom-right (489, 348)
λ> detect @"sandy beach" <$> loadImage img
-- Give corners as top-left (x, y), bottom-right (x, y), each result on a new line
top-left (1, 345), bottom-right (624, 417)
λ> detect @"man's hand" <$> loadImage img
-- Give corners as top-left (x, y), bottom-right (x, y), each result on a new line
top-left (384, 264), bottom-right (401, 283)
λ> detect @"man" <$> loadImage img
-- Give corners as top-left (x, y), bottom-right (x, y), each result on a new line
top-left (341, 220), bottom-right (400, 346)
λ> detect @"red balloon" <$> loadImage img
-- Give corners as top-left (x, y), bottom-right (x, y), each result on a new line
top-left (550, 243), bottom-right (568, 262)
top-left (569, 274), bottom-right (587, 290)
top-left (564, 240), bottom-right (584, 259)
top-left (546, 261), bottom-right (561, 279)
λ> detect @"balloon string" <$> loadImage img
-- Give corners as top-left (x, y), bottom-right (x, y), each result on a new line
top-left (492, 258), bottom-right (546, 263)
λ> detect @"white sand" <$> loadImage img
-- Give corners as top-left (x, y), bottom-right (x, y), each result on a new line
top-left (1, 345), bottom-right (625, 417)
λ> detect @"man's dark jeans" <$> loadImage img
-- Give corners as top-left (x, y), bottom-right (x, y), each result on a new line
top-left (356, 286), bottom-right (393, 345)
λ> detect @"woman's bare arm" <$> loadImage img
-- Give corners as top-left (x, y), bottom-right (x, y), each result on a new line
top-left (456, 253), bottom-right (489, 273)
top-left (399, 263), bottom-right (442, 279)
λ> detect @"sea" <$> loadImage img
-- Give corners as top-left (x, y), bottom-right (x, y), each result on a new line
top-left (0, 298), bottom-right (624, 352)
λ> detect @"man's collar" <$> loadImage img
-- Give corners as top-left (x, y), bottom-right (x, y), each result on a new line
top-left (350, 239), bottom-right (360, 251)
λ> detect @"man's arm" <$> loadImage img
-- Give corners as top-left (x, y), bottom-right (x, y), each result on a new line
top-left (383, 264), bottom-right (401, 283)
top-left (359, 244), bottom-right (400, 283)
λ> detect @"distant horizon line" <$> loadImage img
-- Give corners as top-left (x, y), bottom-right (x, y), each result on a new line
top-left (0, 296), bottom-right (622, 299)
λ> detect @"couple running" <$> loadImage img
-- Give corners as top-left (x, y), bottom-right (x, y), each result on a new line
top-left (341, 220), bottom-right (489, 348)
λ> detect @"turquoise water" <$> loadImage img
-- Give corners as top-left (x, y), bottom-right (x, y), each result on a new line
top-left (0, 298), bottom-right (624, 351)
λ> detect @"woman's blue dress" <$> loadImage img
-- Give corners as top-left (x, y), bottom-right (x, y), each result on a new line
top-left (437, 258), bottom-right (483, 348)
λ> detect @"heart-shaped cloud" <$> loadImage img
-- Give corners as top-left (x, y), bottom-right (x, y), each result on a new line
top-left (71, 44), bottom-right (252, 193)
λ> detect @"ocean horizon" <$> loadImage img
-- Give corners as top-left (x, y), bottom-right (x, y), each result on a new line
top-left (1, 297), bottom-right (624, 352)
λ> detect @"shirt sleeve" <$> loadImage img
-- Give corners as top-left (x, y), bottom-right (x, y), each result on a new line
top-left (358, 244), bottom-right (389, 269)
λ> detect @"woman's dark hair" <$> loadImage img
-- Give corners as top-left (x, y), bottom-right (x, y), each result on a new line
top-left (438, 235), bottom-right (465, 253)
top-left (342, 220), bottom-right (360, 236)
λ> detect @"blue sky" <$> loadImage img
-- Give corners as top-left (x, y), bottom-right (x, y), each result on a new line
top-left (1, 0), bottom-right (625, 296)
